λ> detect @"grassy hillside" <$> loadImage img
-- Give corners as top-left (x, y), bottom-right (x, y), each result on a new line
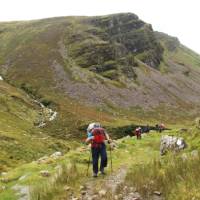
top-left (0, 80), bottom-right (75, 171)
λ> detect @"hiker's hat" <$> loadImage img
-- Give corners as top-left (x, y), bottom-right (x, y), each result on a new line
top-left (87, 122), bottom-right (101, 132)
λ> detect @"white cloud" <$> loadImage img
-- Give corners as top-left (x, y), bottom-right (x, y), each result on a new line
top-left (0, 0), bottom-right (199, 53)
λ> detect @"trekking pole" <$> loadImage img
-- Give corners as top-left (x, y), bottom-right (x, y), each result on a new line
top-left (109, 145), bottom-right (113, 173)
top-left (86, 149), bottom-right (91, 176)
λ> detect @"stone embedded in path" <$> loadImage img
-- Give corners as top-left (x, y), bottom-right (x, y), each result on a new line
top-left (71, 197), bottom-right (79, 200)
top-left (79, 185), bottom-right (86, 190)
top-left (98, 189), bottom-right (107, 197)
top-left (81, 190), bottom-right (87, 196)
top-left (64, 185), bottom-right (71, 191)
top-left (154, 191), bottom-right (162, 196)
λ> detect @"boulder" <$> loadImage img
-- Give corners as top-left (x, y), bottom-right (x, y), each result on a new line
top-left (154, 191), bottom-right (162, 196)
top-left (1, 172), bottom-right (7, 176)
top-left (50, 151), bottom-right (62, 159)
top-left (40, 170), bottom-right (51, 177)
top-left (160, 135), bottom-right (186, 155)
top-left (64, 185), bottom-right (71, 191)
top-left (79, 185), bottom-right (86, 191)
top-left (98, 189), bottom-right (107, 197)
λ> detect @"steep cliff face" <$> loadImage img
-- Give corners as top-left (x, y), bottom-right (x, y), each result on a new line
top-left (65, 13), bottom-right (163, 80)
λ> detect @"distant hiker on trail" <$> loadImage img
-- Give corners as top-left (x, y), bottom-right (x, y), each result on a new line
top-left (86, 123), bottom-right (112, 177)
top-left (159, 123), bottom-right (165, 133)
top-left (135, 127), bottom-right (142, 139)
top-left (143, 124), bottom-right (150, 133)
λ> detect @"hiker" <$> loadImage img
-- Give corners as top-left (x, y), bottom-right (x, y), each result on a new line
top-left (146, 124), bottom-right (150, 133)
top-left (159, 123), bottom-right (165, 133)
top-left (135, 127), bottom-right (142, 139)
top-left (143, 124), bottom-right (150, 133)
top-left (86, 123), bottom-right (112, 177)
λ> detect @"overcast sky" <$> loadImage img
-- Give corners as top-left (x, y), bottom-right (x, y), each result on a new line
top-left (0, 0), bottom-right (200, 54)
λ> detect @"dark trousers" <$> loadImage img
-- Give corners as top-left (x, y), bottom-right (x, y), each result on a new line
top-left (91, 143), bottom-right (107, 174)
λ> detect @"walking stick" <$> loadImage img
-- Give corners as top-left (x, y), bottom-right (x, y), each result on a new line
top-left (86, 149), bottom-right (91, 176)
top-left (109, 145), bottom-right (113, 173)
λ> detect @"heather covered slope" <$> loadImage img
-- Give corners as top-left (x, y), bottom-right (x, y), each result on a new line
top-left (0, 13), bottom-right (200, 118)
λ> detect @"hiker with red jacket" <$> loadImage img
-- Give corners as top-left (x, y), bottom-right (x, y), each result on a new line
top-left (135, 127), bottom-right (142, 139)
top-left (159, 123), bottom-right (165, 133)
top-left (86, 123), bottom-right (111, 177)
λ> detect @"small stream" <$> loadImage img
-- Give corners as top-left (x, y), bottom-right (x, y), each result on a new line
top-left (33, 99), bottom-right (57, 128)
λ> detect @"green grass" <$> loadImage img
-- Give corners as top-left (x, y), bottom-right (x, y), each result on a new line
top-left (113, 128), bottom-right (200, 200)
top-left (1, 127), bottom-right (200, 200)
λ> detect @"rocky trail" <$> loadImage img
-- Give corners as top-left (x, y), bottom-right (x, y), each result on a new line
top-left (76, 165), bottom-right (164, 200)
top-left (68, 165), bottom-right (145, 200)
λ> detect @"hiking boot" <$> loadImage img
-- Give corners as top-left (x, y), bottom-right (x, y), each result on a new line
top-left (93, 173), bottom-right (98, 178)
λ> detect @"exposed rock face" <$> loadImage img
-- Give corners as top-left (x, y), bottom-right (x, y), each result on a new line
top-left (160, 135), bottom-right (187, 155)
top-left (69, 13), bottom-right (163, 74)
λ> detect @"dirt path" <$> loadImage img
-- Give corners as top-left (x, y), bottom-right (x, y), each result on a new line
top-left (77, 166), bottom-right (143, 200)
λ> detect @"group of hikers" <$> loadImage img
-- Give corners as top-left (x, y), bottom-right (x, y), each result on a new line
top-left (85, 122), bottom-right (165, 177)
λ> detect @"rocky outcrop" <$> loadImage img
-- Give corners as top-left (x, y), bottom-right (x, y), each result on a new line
top-left (160, 135), bottom-right (187, 155)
